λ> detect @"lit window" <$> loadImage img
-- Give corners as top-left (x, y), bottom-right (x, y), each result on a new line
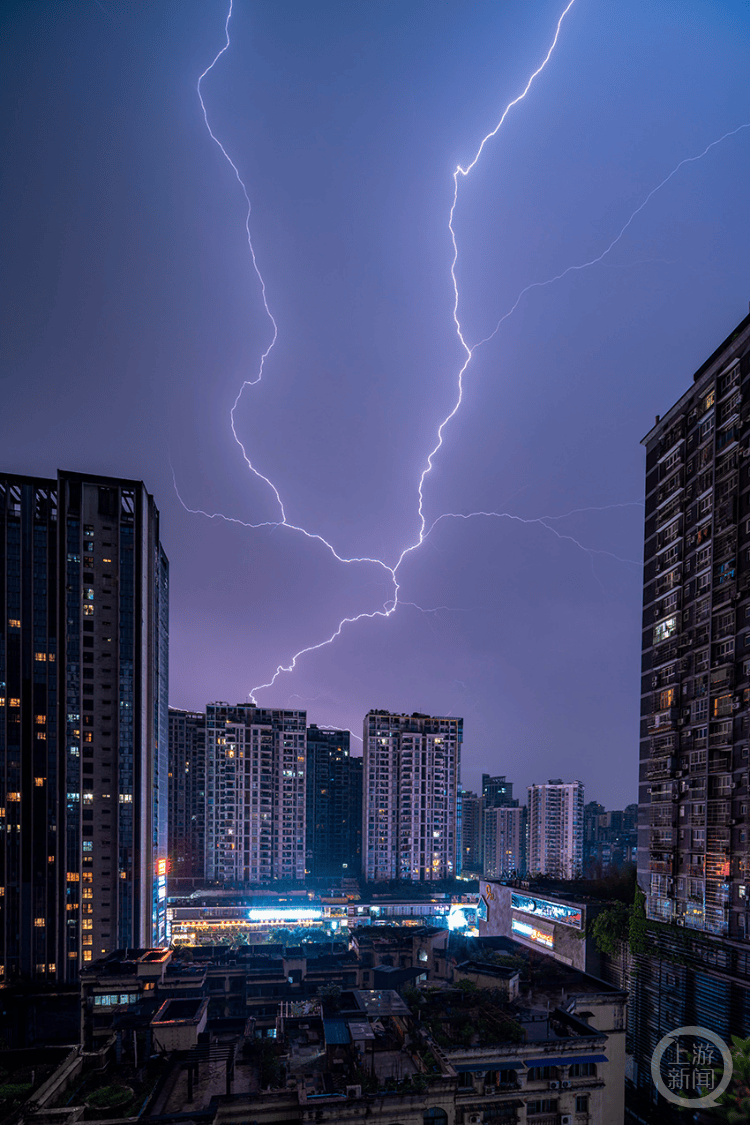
top-left (8, 619), bottom-right (20, 629)
top-left (34, 777), bottom-right (45, 787)
top-left (82, 919), bottom-right (93, 930)
top-left (10, 699), bottom-right (20, 708)
top-left (35, 652), bottom-right (47, 662)
top-left (654, 617), bottom-right (678, 645)
top-left (67, 873), bottom-right (80, 882)
top-left (83, 605), bottom-right (94, 616)
top-left (34, 918), bottom-right (45, 928)
top-left (7, 793), bottom-right (20, 802)
top-left (83, 951), bottom-right (92, 962)
top-left (35, 714), bottom-right (46, 724)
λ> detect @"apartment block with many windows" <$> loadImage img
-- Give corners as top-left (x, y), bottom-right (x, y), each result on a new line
top-left (527, 779), bottom-right (584, 880)
top-left (630, 311), bottom-right (750, 1114)
top-left (305, 725), bottom-right (361, 879)
top-left (363, 710), bottom-right (461, 882)
top-left (168, 708), bottom-right (206, 882)
top-left (0, 471), bottom-right (168, 982)
top-left (205, 705), bottom-right (307, 884)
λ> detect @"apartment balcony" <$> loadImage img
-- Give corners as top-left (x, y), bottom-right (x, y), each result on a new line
top-left (648, 709), bottom-right (680, 732)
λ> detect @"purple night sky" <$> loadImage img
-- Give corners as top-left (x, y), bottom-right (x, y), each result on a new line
top-left (2, 1), bottom-right (749, 807)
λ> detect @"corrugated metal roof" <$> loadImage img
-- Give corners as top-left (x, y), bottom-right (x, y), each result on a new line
top-left (323, 1019), bottom-right (351, 1045)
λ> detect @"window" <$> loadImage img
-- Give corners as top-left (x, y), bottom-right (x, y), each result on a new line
top-left (660, 688), bottom-right (676, 709)
top-left (692, 699), bottom-right (708, 722)
top-left (575, 1095), bottom-right (590, 1113)
top-left (714, 695), bottom-right (733, 718)
top-left (699, 415), bottom-right (714, 441)
top-left (568, 1062), bottom-right (596, 1077)
top-left (527, 1066), bottom-right (559, 1080)
top-left (654, 617), bottom-right (678, 645)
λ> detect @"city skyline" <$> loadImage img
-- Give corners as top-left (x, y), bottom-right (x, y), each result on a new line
top-left (3, 1), bottom-right (750, 807)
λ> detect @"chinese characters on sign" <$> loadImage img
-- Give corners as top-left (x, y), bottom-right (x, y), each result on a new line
top-left (651, 1026), bottom-right (733, 1108)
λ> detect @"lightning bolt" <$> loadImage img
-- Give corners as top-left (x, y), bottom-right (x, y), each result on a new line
top-left (187, 0), bottom-right (747, 703)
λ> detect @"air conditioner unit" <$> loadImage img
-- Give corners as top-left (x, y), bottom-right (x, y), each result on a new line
top-left (561, 1080), bottom-right (572, 1088)
top-left (549, 1080), bottom-right (560, 1089)
top-left (468, 1114), bottom-right (482, 1124)
top-left (561, 1117), bottom-right (573, 1125)
top-left (345, 1086), bottom-right (362, 1098)
top-left (473, 1071), bottom-right (484, 1078)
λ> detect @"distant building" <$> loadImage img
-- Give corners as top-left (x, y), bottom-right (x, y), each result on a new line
top-left (0, 470), bottom-right (168, 982)
top-left (168, 709), bottom-right (207, 881)
top-left (205, 704), bottom-right (307, 884)
top-left (363, 711), bottom-right (461, 881)
top-left (458, 789), bottom-right (484, 875)
top-left (482, 772), bottom-right (517, 807)
top-left (583, 801), bottom-right (637, 876)
top-left (484, 804), bottom-right (527, 879)
top-left (527, 779), bottom-right (584, 880)
top-left (305, 725), bottom-right (362, 879)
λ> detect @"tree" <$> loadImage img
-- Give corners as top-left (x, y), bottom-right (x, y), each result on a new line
top-left (628, 886), bottom-right (648, 955)
top-left (591, 901), bottom-right (630, 955)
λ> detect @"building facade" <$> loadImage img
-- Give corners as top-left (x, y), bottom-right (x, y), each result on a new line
top-left (483, 803), bottom-right (527, 879)
top-left (363, 711), bottom-right (461, 882)
top-left (168, 709), bottom-right (207, 882)
top-left (527, 779), bottom-right (584, 880)
top-left (482, 773), bottom-right (516, 807)
top-left (205, 704), bottom-right (307, 884)
top-left (634, 311), bottom-right (750, 1108)
top-left (0, 471), bottom-right (168, 983)
top-left (305, 725), bottom-right (361, 880)
top-left (458, 789), bottom-right (484, 875)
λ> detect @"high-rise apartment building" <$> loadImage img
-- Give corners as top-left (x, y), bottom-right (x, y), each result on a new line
top-left (458, 789), bottom-right (484, 875)
top-left (305, 725), bottom-right (362, 879)
top-left (205, 704), bottom-right (306, 884)
top-left (633, 312), bottom-right (750, 1108)
top-left (168, 709), bottom-right (207, 882)
top-left (527, 779), bottom-right (584, 880)
top-left (482, 773), bottom-right (516, 807)
top-left (641, 311), bottom-right (750, 936)
top-left (484, 804), bottom-right (527, 880)
top-left (0, 471), bottom-right (168, 982)
top-left (363, 710), bottom-right (461, 882)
